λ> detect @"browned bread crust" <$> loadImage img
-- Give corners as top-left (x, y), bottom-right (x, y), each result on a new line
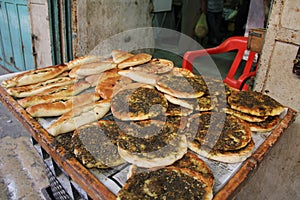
top-left (2, 64), bottom-right (68, 88)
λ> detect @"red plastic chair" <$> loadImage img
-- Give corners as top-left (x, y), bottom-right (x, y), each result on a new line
top-left (182, 36), bottom-right (259, 90)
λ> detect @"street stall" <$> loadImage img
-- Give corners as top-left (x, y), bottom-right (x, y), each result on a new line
top-left (0, 0), bottom-right (299, 200)
top-left (0, 47), bottom-right (297, 199)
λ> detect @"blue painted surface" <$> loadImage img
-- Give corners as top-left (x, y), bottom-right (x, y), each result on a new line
top-left (0, 0), bottom-right (34, 72)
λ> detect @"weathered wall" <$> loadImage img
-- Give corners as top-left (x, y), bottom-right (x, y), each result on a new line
top-left (28, 0), bottom-right (52, 68)
top-left (74, 0), bottom-right (154, 57)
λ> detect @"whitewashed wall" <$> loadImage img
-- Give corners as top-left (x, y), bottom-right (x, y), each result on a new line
top-left (28, 0), bottom-right (52, 68)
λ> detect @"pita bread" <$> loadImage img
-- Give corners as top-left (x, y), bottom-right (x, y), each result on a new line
top-left (224, 107), bottom-right (268, 122)
top-left (69, 59), bottom-right (117, 78)
top-left (118, 69), bottom-right (158, 85)
top-left (172, 151), bottom-right (214, 187)
top-left (111, 50), bottom-right (134, 64)
top-left (117, 53), bottom-right (152, 69)
top-left (247, 115), bottom-right (281, 132)
top-left (66, 55), bottom-right (103, 69)
top-left (189, 139), bottom-right (255, 164)
top-left (132, 58), bottom-right (174, 74)
top-left (94, 68), bottom-right (133, 99)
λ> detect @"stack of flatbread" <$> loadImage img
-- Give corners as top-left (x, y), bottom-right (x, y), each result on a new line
top-left (226, 90), bottom-right (285, 132)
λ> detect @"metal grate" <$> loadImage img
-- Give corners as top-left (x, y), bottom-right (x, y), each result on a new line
top-left (30, 136), bottom-right (90, 200)
top-left (44, 163), bottom-right (71, 200)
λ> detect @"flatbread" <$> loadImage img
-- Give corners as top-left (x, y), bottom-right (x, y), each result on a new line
top-left (111, 50), bottom-right (134, 64)
top-left (69, 59), bottom-right (117, 78)
top-left (172, 151), bottom-right (215, 187)
top-left (1, 64), bottom-right (68, 88)
top-left (228, 90), bottom-right (285, 117)
top-left (132, 58), bottom-right (174, 74)
top-left (117, 53), bottom-right (152, 69)
top-left (26, 92), bottom-right (100, 117)
top-left (72, 120), bottom-right (125, 168)
top-left (111, 86), bottom-right (168, 121)
top-left (165, 102), bottom-right (193, 116)
top-left (186, 112), bottom-right (253, 163)
top-left (117, 167), bottom-right (213, 200)
top-left (47, 99), bottom-right (111, 136)
top-left (189, 139), bottom-right (255, 164)
top-left (118, 69), bottom-right (158, 85)
top-left (224, 107), bottom-right (268, 122)
top-left (117, 120), bottom-right (187, 168)
top-left (7, 77), bottom-right (77, 98)
top-left (95, 68), bottom-right (133, 99)
top-left (66, 55), bottom-right (103, 69)
top-left (128, 151), bottom-right (214, 187)
top-left (17, 81), bottom-right (91, 108)
top-left (247, 115), bottom-right (281, 132)
top-left (164, 94), bottom-right (214, 111)
top-left (156, 71), bottom-right (208, 98)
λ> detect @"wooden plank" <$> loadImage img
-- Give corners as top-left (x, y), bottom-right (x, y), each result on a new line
top-left (6, 2), bottom-right (25, 71)
top-left (0, 1), bottom-right (14, 70)
top-left (0, 27), bottom-right (4, 67)
top-left (17, 4), bottom-right (35, 70)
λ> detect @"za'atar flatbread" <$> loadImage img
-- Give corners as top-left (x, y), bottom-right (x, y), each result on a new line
top-left (111, 84), bottom-right (168, 121)
top-left (72, 120), bottom-right (125, 168)
top-left (228, 90), bottom-right (285, 117)
top-left (186, 112), bottom-right (254, 163)
top-left (156, 69), bottom-right (208, 98)
top-left (117, 167), bottom-right (213, 200)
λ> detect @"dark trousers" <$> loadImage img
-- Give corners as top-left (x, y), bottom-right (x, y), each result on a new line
top-left (206, 11), bottom-right (223, 44)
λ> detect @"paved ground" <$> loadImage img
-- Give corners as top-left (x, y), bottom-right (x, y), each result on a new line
top-left (0, 67), bottom-right (49, 200)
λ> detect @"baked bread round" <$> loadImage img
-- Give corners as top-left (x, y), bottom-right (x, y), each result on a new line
top-left (156, 72), bottom-right (208, 99)
top-left (117, 120), bottom-right (187, 168)
top-left (72, 120), bottom-right (125, 168)
top-left (228, 90), bottom-right (285, 117)
top-left (186, 112), bottom-right (253, 163)
top-left (117, 166), bottom-right (213, 200)
top-left (111, 85), bottom-right (168, 121)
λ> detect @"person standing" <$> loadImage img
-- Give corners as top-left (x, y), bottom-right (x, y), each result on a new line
top-left (206, 0), bottom-right (224, 45)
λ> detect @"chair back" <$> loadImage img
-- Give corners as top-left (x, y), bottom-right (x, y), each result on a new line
top-left (182, 36), bottom-right (259, 90)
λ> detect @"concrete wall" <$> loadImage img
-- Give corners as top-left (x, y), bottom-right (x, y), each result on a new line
top-left (237, 0), bottom-right (300, 199)
top-left (28, 0), bottom-right (52, 68)
top-left (73, 0), bottom-right (154, 57)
